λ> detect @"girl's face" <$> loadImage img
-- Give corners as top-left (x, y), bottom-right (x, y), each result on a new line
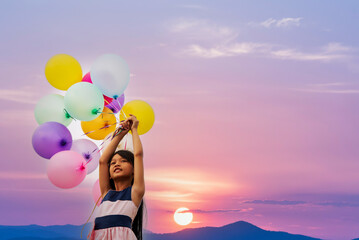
top-left (109, 154), bottom-right (134, 180)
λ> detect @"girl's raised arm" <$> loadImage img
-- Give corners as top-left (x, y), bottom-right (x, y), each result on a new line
top-left (98, 122), bottom-right (130, 196)
top-left (129, 114), bottom-right (145, 200)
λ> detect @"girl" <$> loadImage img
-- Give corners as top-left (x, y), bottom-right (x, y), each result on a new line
top-left (87, 114), bottom-right (146, 240)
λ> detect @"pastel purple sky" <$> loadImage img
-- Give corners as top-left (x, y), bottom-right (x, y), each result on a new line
top-left (1, 1), bottom-right (359, 239)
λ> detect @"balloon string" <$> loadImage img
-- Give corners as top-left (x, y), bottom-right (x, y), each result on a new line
top-left (63, 109), bottom-right (76, 121)
top-left (113, 110), bottom-right (120, 124)
top-left (110, 97), bottom-right (126, 131)
top-left (81, 122), bottom-right (119, 136)
top-left (116, 97), bottom-right (127, 119)
top-left (94, 128), bottom-right (123, 154)
top-left (106, 96), bottom-right (121, 114)
top-left (104, 98), bottom-right (111, 105)
top-left (83, 126), bottom-right (122, 167)
top-left (112, 102), bottom-right (121, 113)
top-left (81, 194), bottom-right (102, 239)
top-left (83, 121), bottom-right (125, 166)
top-left (82, 99), bottom-right (127, 165)
top-left (105, 104), bottom-right (120, 123)
top-left (98, 112), bottom-right (116, 115)
top-left (86, 128), bottom-right (125, 166)
top-left (80, 128), bottom-right (124, 237)
top-left (104, 98), bottom-right (121, 113)
top-left (109, 101), bottom-right (120, 113)
top-left (113, 128), bottom-right (124, 139)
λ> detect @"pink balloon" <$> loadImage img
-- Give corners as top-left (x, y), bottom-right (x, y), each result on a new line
top-left (82, 72), bottom-right (113, 105)
top-left (92, 179), bottom-right (103, 206)
top-left (47, 151), bottom-right (87, 189)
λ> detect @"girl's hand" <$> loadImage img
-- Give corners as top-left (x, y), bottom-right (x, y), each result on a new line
top-left (112, 120), bottom-right (130, 138)
top-left (121, 119), bottom-right (131, 131)
top-left (128, 114), bottom-right (139, 130)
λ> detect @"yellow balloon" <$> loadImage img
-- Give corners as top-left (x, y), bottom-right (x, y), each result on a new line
top-left (81, 107), bottom-right (117, 140)
top-left (119, 100), bottom-right (155, 135)
top-left (45, 54), bottom-right (82, 90)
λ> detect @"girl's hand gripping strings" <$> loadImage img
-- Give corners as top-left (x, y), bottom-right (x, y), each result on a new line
top-left (112, 119), bottom-right (132, 139)
top-left (127, 114), bottom-right (139, 131)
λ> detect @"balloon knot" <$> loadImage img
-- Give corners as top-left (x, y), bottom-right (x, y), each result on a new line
top-left (79, 163), bottom-right (85, 171)
top-left (63, 109), bottom-right (72, 119)
top-left (92, 108), bottom-right (100, 115)
top-left (84, 153), bottom-right (91, 160)
top-left (60, 139), bottom-right (67, 146)
top-left (113, 95), bottom-right (118, 99)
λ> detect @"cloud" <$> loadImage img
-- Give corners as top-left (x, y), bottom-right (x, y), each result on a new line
top-left (315, 201), bottom-right (359, 207)
top-left (171, 89), bottom-right (211, 96)
top-left (323, 42), bottom-right (353, 53)
top-left (179, 4), bottom-right (206, 10)
top-left (289, 82), bottom-right (359, 94)
top-left (146, 190), bottom-right (199, 202)
top-left (0, 109), bottom-right (36, 126)
top-left (0, 186), bottom-right (90, 194)
top-left (306, 82), bottom-right (348, 87)
top-left (0, 87), bottom-right (42, 104)
top-left (244, 200), bottom-right (306, 205)
top-left (270, 42), bottom-right (353, 61)
top-left (126, 95), bottom-right (170, 104)
top-left (168, 18), bottom-right (238, 44)
top-left (165, 207), bottom-right (253, 213)
top-left (183, 42), bottom-right (271, 58)
top-left (242, 198), bottom-right (359, 207)
top-left (290, 88), bottom-right (359, 94)
top-left (145, 167), bottom-right (238, 193)
top-left (168, 18), bottom-right (355, 62)
top-left (144, 167), bottom-right (240, 204)
top-left (188, 208), bottom-right (253, 213)
top-left (260, 17), bottom-right (302, 28)
top-left (0, 171), bottom-right (47, 179)
top-left (183, 41), bottom-right (354, 61)
top-left (270, 48), bottom-right (341, 61)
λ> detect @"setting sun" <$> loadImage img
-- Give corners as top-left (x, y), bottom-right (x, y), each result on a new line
top-left (174, 207), bottom-right (193, 226)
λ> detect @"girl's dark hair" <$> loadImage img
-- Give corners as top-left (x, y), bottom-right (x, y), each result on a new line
top-left (109, 150), bottom-right (147, 240)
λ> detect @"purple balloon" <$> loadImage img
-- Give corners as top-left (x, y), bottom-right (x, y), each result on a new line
top-left (32, 122), bottom-right (72, 159)
top-left (105, 93), bottom-right (125, 113)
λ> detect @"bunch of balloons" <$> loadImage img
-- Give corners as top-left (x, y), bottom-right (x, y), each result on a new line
top-left (32, 53), bottom-right (155, 193)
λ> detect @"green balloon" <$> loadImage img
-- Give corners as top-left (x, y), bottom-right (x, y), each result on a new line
top-left (64, 82), bottom-right (104, 121)
top-left (34, 94), bottom-right (72, 126)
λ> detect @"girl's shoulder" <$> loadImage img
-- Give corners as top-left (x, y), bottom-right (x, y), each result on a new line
top-left (99, 189), bottom-right (111, 204)
top-left (102, 189), bottom-right (111, 199)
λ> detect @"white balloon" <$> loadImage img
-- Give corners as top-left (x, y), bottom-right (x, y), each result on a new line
top-left (91, 54), bottom-right (130, 99)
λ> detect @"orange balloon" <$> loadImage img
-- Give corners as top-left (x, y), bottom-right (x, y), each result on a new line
top-left (81, 107), bottom-right (117, 140)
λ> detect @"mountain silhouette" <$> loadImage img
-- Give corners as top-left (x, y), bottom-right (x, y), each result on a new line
top-left (0, 220), bottom-right (325, 240)
top-left (144, 221), bottom-right (322, 240)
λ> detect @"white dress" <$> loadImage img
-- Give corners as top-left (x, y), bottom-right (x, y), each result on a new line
top-left (90, 185), bottom-right (140, 240)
